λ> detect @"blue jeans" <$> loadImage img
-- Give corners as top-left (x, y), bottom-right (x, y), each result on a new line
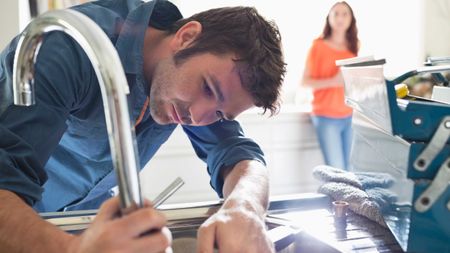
top-left (311, 115), bottom-right (352, 170)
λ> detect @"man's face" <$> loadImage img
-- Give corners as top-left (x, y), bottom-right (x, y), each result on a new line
top-left (149, 52), bottom-right (254, 126)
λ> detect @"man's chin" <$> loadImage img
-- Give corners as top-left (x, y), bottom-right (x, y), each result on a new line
top-left (149, 112), bottom-right (171, 125)
top-left (153, 117), bottom-right (172, 125)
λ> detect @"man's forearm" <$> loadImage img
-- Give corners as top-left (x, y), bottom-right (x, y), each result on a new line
top-left (0, 189), bottom-right (73, 253)
top-left (221, 160), bottom-right (270, 217)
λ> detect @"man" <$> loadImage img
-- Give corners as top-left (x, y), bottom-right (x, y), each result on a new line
top-left (0, 0), bottom-right (285, 252)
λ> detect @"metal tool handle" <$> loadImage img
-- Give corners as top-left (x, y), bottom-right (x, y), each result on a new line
top-left (45, 177), bottom-right (185, 228)
top-left (414, 116), bottom-right (450, 171)
top-left (152, 177), bottom-right (185, 208)
top-left (414, 157), bottom-right (450, 212)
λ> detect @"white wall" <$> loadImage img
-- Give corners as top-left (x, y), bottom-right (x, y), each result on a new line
top-left (425, 0), bottom-right (450, 57)
top-left (0, 1), bottom-right (21, 49)
top-left (140, 107), bottom-right (324, 204)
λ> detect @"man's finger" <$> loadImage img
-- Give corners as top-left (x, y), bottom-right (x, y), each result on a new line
top-left (115, 207), bottom-right (167, 237)
top-left (196, 223), bottom-right (216, 253)
top-left (130, 226), bottom-right (172, 253)
top-left (94, 197), bottom-right (121, 223)
top-left (143, 198), bottom-right (154, 208)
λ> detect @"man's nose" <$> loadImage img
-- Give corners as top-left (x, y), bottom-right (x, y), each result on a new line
top-left (189, 103), bottom-right (219, 126)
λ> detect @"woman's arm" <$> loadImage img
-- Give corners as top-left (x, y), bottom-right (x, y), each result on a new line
top-left (301, 64), bottom-right (344, 90)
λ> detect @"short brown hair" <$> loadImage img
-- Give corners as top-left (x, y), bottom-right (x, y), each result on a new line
top-left (169, 6), bottom-right (286, 115)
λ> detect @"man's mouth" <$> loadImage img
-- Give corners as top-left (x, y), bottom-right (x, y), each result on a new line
top-left (171, 104), bottom-right (182, 124)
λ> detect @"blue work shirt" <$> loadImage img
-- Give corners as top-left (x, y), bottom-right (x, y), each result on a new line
top-left (0, 0), bottom-right (265, 212)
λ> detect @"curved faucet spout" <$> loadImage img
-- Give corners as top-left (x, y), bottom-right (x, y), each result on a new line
top-left (13, 9), bottom-right (142, 215)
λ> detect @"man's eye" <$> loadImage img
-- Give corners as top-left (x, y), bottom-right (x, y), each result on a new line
top-left (203, 82), bottom-right (213, 97)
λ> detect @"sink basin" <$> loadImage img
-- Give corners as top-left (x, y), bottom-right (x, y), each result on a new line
top-left (166, 194), bottom-right (343, 253)
top-left (42, 193), bottom-right (402, 252)
top-left (172, 229), bottom-right (199, 253)
top-left (169, 222), bottom-right (343, 253)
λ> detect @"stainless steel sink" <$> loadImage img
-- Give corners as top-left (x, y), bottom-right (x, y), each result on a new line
top-left (172, 230), bottom-right (199, 253)
top-left (42, 193), bottom-right (402, 253)
top-left (169, 222), bottom-right (340, 253)
top-left (165, 194), bottom-right (342, 253)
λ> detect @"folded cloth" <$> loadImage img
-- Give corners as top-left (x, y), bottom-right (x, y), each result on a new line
top-left (365, 187), bottom-right (397, 212)
top-left (313, 165), bottom-right (395, 190)
top-left (313, 165), bottom-right (397, 227)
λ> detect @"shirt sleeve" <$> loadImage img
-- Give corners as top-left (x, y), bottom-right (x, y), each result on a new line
top-left (306, 39), bottom-right (320, 77)
top-left (0, 32), bottom-right (94, 205)
top-left (182, 120), bottom-right (266, 197)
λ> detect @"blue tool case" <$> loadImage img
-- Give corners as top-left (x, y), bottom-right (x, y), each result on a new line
top-left (338, 56), bottom-right (450, 253)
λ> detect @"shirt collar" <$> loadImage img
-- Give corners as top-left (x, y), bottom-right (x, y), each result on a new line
top-left (115, 0), bottom-right (157, 75)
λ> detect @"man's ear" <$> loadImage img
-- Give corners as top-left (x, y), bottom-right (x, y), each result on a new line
top-left (170, 21), bottom-right (202, 52)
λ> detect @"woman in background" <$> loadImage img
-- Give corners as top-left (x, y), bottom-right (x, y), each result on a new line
top-left (301, 1), bottom-right (359, 170)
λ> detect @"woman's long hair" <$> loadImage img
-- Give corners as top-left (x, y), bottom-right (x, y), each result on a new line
top-left (321, 1), bottom-right (359, 55)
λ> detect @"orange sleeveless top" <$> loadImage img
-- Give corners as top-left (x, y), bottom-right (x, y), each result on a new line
top-left (306, 38), bottom-right (355, 118)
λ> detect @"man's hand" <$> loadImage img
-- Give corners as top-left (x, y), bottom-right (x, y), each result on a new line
top-left (68, 197), bottom-right (172, 253)
top-left (196, 160), bottom-right (274, 253)
top-left (197, 203), bottom-right (274, 253)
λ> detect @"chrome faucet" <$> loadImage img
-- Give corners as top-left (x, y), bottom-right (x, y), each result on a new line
top-left (13, 9), bottom-right (142, 215)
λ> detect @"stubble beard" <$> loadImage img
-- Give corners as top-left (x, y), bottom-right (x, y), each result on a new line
top-left (149, 58), bottom-right (174, 125)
